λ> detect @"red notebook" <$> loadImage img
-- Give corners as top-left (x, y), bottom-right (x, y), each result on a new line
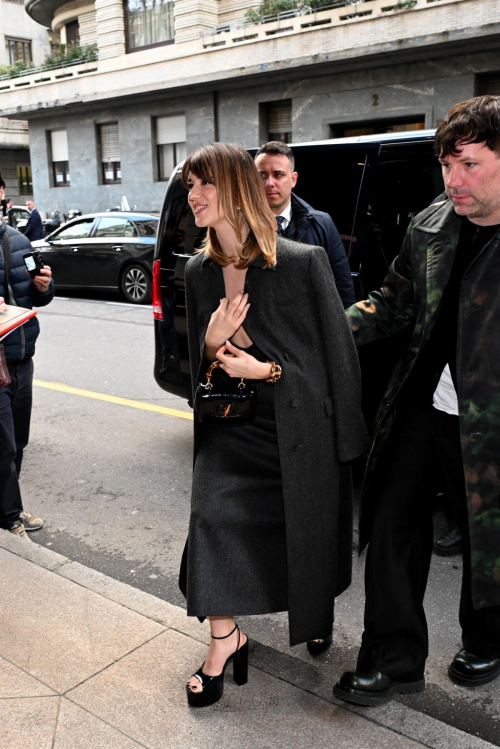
top-left (0, 304), bottom-right (37, 342)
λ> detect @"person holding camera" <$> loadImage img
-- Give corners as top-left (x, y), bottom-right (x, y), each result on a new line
top-left (0, 173), bottom-right (54, 539)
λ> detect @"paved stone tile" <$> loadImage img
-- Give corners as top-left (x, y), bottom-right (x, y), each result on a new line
top-left (54, 699), bottom-right (143, 748)
top-left (0, 530), bottom-right (68, 570)
top-left (69, 629), bottom-right (422, 749)
top-left (57, 560), bottom-right (211, 644)
top-left (0, 696), bottom-right (59, 749)
top-left (0, 656), bottom-right (56, 698)
top-left (0, 549), bottom-right (166, 693)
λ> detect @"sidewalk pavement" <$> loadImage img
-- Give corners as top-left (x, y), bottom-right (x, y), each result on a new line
top-left (0, 531), bottom-right (496, 749)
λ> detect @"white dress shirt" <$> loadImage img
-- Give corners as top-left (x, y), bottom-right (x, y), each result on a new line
top-left (277, 201), bottom-right (293, 231)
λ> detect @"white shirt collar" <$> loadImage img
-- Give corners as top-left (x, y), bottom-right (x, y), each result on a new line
top-left (278, 201), bottom-right (292, 229)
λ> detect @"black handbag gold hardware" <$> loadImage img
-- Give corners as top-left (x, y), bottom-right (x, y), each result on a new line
top-left (195, 361), bottom-right (256, 426)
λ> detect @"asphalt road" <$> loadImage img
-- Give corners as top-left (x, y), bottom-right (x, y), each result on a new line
top-left (21, 292), bottom-right (500, 746)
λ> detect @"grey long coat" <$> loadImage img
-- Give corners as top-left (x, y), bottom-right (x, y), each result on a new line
top-left (181, 236), bottom-right (369, 645)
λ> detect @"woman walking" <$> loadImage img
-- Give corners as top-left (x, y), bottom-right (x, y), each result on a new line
top-left (179, 143), bottom-right (368, 707)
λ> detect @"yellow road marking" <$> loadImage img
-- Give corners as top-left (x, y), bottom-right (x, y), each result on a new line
top-left (33, 379), bottom-right (193, 421)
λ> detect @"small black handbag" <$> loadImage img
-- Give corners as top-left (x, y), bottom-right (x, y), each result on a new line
top-left (195, 360), bottom-right (256, 426)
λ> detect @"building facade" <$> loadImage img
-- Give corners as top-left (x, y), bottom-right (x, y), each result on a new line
top-left (0, 0), bottom-right (51, 69)
top-left (0, 0), bottom-right (51, 202)
top-left (0, 0), bottom-right (499, 214)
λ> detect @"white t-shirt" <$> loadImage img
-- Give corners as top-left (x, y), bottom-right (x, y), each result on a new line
top-left (432, 363), bottom-right (459, 415)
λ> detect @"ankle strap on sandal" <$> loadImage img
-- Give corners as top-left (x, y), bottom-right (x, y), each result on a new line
top-left (211, 623), bottom-right (238, 640)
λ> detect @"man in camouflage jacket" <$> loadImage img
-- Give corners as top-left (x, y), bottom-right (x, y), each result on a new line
top-left (334, 96), bottom-right (500, 706)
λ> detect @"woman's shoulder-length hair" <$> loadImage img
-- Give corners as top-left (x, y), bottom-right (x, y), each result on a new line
top-left (181, 142), bottom-right (277, 269)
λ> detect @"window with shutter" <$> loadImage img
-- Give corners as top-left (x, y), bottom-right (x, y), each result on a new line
top-left (99, 123), bottom-right (121, 184)
top-left (156, 115), bottom-right (187, 181)
top-left (268, 101), bottom-right (292, 143)
top-left (50, 130), bottom-right (70, 186)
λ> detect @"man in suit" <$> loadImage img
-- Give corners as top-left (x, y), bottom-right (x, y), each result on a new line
top-left (255, 142), bottom-right (356, 308)
top-left (24, 200), bottom-right (45, 241)
top-left (334, 95), bottom-right (500, 706)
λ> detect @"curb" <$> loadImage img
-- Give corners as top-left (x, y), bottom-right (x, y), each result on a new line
top-left (0, 530), bottom-right (496, 749)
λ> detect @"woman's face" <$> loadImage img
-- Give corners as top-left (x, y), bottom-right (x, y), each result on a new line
top-left (186, 172), bottom-right (226, 229)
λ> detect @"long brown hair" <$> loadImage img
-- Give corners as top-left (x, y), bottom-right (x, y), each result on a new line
top-left (181, 143), bottom-right (277, 268)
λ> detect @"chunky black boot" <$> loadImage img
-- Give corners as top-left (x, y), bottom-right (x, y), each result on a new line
top-left (448, 649), bottom-right (500, 687)
top-left (186, 624), bottom-right (248, 708)
top-left (333, 669), bottom-right (425, 706)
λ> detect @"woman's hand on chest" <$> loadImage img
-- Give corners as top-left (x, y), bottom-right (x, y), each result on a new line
top-left (204, 291), bottom-right (250, 361)
top-left (217, 340), bottom-right (273, 380)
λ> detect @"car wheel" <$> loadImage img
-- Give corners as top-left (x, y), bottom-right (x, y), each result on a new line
top-left (121, 264), bottom-right (152, 304)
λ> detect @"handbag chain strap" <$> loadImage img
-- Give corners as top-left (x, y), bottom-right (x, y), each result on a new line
top-left (203, 360), bottom-right (246, 391)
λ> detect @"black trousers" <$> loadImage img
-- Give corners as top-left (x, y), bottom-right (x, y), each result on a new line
top-left (0, 359), bottom-right (33, 528)
top-left (357, 405), bottom-right (500, 682)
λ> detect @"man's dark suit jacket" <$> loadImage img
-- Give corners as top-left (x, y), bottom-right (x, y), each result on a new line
top-left (282, 193), bottom-right (356, 308)
top-left (24, 208), bottom-right (45, 241)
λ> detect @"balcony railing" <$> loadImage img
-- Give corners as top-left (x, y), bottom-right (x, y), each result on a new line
top-left (206, 0), bottom-right (373, 38)
top-left (0, 58), bottom-right (98, 90)
top-left (0, 57), bottom-right (96, 83)
top-left (201, 0), bottom-right (425, 47)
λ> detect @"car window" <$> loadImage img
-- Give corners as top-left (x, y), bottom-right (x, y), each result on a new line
top-left (10, 210), bottom-right (27, 221)
top-left (135, 220), bottom-right (158, 237)
top-left (123, 221), bottom-right (137, 238)
top-left (55, 218), bottom-right (95, 240)
top-left (94, 217), bottom-right (128, 237)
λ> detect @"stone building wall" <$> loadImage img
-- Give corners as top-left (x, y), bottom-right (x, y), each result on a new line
top-left (79, 10), bottom-right (98, 46)
top-left (26, 45), bottom-right (499, 216)
top-left (95, 0), bottom-right (125, 58)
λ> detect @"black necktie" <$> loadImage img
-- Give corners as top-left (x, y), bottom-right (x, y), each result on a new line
top-left (276, 215), bottom-right (285, 234)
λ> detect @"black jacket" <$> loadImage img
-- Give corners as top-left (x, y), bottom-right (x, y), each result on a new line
top-left (24, 208), bottom-right (45, 241)
top-left (0, 222), bottom-right (54, 362)
top-left (283, 193), bottom-right (356, 308)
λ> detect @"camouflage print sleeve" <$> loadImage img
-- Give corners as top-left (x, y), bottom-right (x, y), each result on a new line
top-left (345, 222), bottom-right (416, 347)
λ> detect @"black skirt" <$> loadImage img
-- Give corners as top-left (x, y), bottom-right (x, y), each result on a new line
top-left (181, 345), bottom-right (288, 617)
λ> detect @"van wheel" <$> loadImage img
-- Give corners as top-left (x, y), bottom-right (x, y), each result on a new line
top-left (121, 265), bottom-right (151, 304)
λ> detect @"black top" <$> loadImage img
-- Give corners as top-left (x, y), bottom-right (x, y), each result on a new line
top-left (402, 218), bottom-right (500, 409)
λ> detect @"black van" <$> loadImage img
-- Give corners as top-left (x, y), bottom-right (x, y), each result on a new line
top-left (152, 130), bottom-right (444, 419)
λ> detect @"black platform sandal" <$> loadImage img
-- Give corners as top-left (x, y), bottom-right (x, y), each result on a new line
top-left (186, 623), bottom-right (249, 708)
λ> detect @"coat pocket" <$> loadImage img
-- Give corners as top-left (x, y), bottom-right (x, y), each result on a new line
top-left (276, 293), bottom-right (311, 308)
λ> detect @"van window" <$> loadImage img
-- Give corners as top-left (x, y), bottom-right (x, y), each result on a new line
top-left (357, 151), bottom-right (444, 293)
top-left (291, 146), bottom-right (371, 255)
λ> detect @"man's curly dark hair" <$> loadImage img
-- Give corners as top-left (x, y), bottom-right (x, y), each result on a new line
top-left (435, 95), bottom-right (500, 158)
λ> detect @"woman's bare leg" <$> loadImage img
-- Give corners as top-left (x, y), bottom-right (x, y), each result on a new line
top-left (188, 616), bottom-right (248, 692)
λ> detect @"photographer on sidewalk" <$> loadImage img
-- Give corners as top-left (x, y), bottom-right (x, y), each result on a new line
top-left (0, 172), bottom-right (54, 539)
